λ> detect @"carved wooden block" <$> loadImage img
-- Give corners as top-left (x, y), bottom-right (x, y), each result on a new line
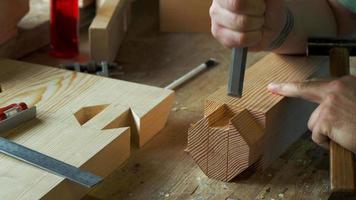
top-left (188, 54), bottom-right (328, 181)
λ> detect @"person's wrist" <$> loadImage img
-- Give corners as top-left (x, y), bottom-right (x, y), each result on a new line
top-left (267, 7), bottom-right (294, 51)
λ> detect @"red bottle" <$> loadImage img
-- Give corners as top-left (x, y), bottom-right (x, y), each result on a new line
top-left (50, 0), bottom-right (79, 58)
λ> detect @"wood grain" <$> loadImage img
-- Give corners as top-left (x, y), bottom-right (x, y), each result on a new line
top-left (89, 0), bottom-right (131, 61)
top-left (188, 54), bottom-right (329, 181)
top-left (0, 59), bottom-right (174, 199)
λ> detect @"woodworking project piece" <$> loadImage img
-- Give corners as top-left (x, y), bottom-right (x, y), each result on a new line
top-left (79, 0), bottom-right (94, 8)
top-left (0, 0), bottom-right (46, 59)
top-left (188, 54), bottom-right (328, 181)
top-left (89, 0), bottom-right (131, 61)
top-left (0, 59), bottom-right (174, 199)
top-left (0, 0), bottom-right (29, 45)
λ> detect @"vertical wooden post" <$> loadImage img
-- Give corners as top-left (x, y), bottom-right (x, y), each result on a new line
top-left (329, 48), bottom-right (356, 193)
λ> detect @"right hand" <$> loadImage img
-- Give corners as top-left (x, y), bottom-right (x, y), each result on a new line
top-left (268, 76), bottom-right (356, 154)
top-left (210, 0), bottom-right (286, 51)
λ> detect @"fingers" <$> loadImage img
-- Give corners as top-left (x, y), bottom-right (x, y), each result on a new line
top-left (211, 23), bottom-right (262, 48)
top-left (311, 127), bottom-right (330, 150)
top-left (217, 0), bottom-right (266, 16)
top-left (210, 4), bottom-right (264, 31)
top-left (308, 105), bottom-right (321, 131)
top-left (309, 103), bottom-right (336, 150)
top-left (210, 0), bottom-right (266, 48)
top-left (267, 80), bottom-right (330, 103)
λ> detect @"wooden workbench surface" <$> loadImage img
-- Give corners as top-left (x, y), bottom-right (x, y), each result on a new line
top-left (20, 0), bottom-right (356, 199)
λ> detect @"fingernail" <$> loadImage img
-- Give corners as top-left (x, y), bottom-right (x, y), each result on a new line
top-left (267, 83), bottom-right (280, 93)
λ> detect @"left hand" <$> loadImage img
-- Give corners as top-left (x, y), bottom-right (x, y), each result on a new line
top-left (267, 75), bottom-right (356, 154)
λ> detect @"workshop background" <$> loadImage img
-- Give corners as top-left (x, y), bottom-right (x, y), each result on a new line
top-left (1, 0), bottom-right (356, 199)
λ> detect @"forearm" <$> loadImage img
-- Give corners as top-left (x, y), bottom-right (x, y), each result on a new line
top-left (328, 0), bottom-right (356, 36)
top-left (273, 0), bottom-right (338, 54)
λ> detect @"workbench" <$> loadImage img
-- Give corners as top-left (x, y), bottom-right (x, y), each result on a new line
top-left (17, 0), bottom-right (356, 199)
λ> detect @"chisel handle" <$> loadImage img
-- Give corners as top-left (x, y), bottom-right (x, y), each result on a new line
top-left (329, 48), bottom-right (356, 193)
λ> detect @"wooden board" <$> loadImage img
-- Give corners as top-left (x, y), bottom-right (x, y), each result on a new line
top-left (159, 0), bottom-right (212, 32)
top-left (188, 54), bottom-right (329, 181)
top-left (0, 0), bottom-right (49, 59)
top-left (0, 59), bottom-right (174, 199)
top-left (0, 0), bottom-right (29, 45)
top-left (89, 0), bottom-right (131, 62)
top-left (79, 0), bottom-right (94, 8)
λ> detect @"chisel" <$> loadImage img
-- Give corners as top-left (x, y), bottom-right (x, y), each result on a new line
top-left (228, 47), bottom-right (248, 97)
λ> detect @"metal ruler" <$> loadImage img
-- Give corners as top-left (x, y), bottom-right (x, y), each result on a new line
top-left (0, 136), bottom-right (102, 188)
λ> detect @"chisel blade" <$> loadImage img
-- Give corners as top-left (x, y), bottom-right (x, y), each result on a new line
top-left (228, 47), bottom-right (248, 97)
top-left (0, 137), bottom-right (102, 188)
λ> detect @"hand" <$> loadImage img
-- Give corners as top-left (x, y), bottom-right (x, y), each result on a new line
top-left (267, 76), bottom-right (356, 154)
top-left (209, 0), bottom-right (286, 50)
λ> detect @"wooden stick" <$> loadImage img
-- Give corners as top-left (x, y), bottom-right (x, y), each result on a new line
top-left (329, 48), bottom-right (356, 193)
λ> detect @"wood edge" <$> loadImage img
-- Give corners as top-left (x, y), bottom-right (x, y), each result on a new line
top-left (330, 141), bottom-right (356, 193)
top-left (42, 128), bottom-right (130, 200)
top-left (89, 0), bottom-right (130, 61)
top-left (137, 91), bottom-right (175, 147)
top-left (41, 128), bottom-right (130, 200)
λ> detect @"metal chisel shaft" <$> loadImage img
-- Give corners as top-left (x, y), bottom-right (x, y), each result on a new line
top-left (228, 47), bottom-right (248, 97)
top-left (0, 137), bottom-right (102, 188)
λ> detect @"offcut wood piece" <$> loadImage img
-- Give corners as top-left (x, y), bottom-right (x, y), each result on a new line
top-left (79, 0), bottom-right (94, 8)
top-left (0, 0), bottom-right (48, 59)
top-left (89, 0), bottom-right (131, 62)
top-left (96, 0), bottom-right (106, 8)
top-left (0, 0), bottom-right (29, 45)
top-left (0, 59), bottom-right (174, 199)
top-left (188, 54), bottom-right (328, 181)
top-left (160, 0), bottom-right (212, 32)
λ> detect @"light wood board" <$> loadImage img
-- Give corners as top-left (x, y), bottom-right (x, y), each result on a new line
top-left (188, 54), bottom-right (329, 181)
top-left (0, 59), bottom-right (174, 199)
top-left (89, 0), bottom-right (131, 62)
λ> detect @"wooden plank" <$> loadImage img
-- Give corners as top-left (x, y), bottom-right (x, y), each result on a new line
top-left (79, 0), bottom-right (94, 8)
top-left (0, 0), bottom-right (29, 45)
top-left (0, 0), bottom-right (48, 59)
top-left (159, 0), bottom-right (212, 32)
top-left (0, 59), bottom-right (174, 199)
top-left (89, 0), bottom-right (131, 62)
top-left (188, 54), bottom-right (329, 181)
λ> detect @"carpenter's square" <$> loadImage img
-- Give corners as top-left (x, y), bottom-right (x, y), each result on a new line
top-left (228, 47), bottom-right (248, 97)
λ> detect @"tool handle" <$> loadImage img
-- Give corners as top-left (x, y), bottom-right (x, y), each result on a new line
top-left (329, 48), bottom-right (356, 193)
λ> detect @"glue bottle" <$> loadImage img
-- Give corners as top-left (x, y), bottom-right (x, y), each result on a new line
top-left (50, 0), bottom-right (79, 58)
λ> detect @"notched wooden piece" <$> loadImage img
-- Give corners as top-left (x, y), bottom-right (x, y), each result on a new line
top-left (74, 104), bottom-right (109, 126)
top-left (0, 59), bottom-right (174, 199)
top-left (188, 105), bottom-right (264, 181)
top-left (188, 54), bottom-right (328, 181)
